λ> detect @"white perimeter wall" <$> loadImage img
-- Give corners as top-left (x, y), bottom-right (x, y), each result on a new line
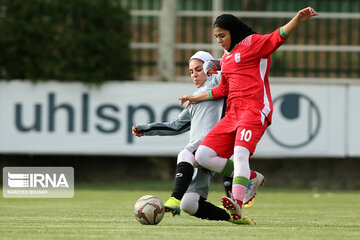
top-left (0, 80), bottom-right (359, 158)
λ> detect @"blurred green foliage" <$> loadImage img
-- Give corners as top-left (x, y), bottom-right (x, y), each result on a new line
top-left (0, 0), bottom-right (133, 83)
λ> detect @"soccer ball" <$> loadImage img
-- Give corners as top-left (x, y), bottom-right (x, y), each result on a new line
top-left (134, 195), bottom-right (165, 225)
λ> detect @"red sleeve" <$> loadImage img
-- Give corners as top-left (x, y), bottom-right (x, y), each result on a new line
top-left (211, 73), bottom-right (229, 99)
top-left (252, 28), bottom-right (287, 58)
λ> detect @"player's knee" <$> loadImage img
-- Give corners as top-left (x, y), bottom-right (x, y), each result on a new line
top-left (180, 192), bottom-right (200, 215)
top-left (180, 199), bottom-right (195, 215)
top-left (195, 145), bottom-right (215, 168)
top-left (177, 149), bottom-right (195, 165)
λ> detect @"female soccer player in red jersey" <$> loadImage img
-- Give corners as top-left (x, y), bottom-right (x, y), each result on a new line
top-left (180, 7), bottom-right (318, 221)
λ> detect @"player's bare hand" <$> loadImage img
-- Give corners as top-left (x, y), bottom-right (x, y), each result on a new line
top-left (296, 7), bottom-right (318, 22)
top-left (132, 125), bottom-right (143, 137)
top-left (207, 67), bottom-right (218, 76)
top-left (179, 95), bottom-right (196, 109)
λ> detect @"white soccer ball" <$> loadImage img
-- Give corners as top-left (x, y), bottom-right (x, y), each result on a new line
top-left (134, 195), bottom-right (165, 225)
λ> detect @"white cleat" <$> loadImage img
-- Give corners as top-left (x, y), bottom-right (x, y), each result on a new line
top-left (244, 171), bottom-right (266, 207)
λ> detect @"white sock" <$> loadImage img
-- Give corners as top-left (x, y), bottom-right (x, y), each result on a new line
top-left (233, 146), bottom-right (250, 179)
top-left (195, 145), bottom-right (227, 173)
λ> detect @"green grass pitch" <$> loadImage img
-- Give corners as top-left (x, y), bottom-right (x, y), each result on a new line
top-left (1, 181), bottom-right (359, 240)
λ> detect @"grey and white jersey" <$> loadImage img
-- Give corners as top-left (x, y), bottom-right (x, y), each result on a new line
top-left (136, 74), bottom-right (225, 149)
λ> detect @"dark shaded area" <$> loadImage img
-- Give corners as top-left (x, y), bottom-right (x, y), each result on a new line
top-left (0, 0), bottom-right (133, 83)
top-left (1, 155), bottom-right (359, 190)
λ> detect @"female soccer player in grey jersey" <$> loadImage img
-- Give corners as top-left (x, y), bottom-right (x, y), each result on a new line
top-left (132, 51), bottom-right (262, 224)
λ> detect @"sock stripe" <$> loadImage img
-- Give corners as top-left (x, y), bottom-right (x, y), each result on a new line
top-left (221, 159), bottom-right (234, 177)
top-left (233, 176), bottom-right (249, 188)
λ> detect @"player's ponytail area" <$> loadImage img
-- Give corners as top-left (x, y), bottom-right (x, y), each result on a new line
top-left (1, 181), bottom-right (359, 240)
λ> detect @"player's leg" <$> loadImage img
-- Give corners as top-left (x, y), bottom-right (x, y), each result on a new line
top-left (181, 168), bottom-right (228, 221)
top-left (181, 168), bottom-right (254, 225)
top-left (195, 145), bottom-right (234, 176)
top-left (221, 146), bottom-right (250, 220)
top-left (171, 148), bottom-right (196, 200)
top-left (164, 140), bottom-right (201, 215)
top-left (164, 148), bottom-right (195, 215)
top-left (181, 192), bottom-right (228, 221)
top-left (222, 109), bottom-right (269, 219)
top-left (221, 168), bottom-right (265, 206)
top-left (196, 141), bottom-right (264, 209)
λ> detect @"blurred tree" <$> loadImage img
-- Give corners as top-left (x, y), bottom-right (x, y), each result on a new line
top-left (0, 0), bottom-right (133, 83)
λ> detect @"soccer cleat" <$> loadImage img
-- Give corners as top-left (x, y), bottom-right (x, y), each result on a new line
top-left (221, 196), bottom-right (242, 220)
top-left (244, 199), bottom-right (255, 208)
top-left (220, 205), bottom-right (256, 225)
top-left (229, 216), bottom-right (256, 225)
top-left (243, 171), bottom-right (266, 208)
top-left (164, 197), bottom-right (181, 216)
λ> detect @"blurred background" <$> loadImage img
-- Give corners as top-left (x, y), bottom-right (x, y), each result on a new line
top-left (0, 0), bottom-right (359, 189)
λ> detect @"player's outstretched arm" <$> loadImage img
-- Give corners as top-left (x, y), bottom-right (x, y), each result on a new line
top-left (179, 92), bottom-right (210, 109)
top-left (282, 7), bottom-right (318, 37)
top-left (132, 109), bottom-right (191, 137)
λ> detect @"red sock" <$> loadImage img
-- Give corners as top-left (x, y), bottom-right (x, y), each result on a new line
top-left (250, 170), bottom-right (256, 180)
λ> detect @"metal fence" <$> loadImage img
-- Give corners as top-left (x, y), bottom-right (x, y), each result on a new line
top-left (119, 0), bottom-right (360, 81)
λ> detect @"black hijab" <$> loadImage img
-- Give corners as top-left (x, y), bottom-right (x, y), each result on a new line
top-left (213, 14), bottom-right (255, 51)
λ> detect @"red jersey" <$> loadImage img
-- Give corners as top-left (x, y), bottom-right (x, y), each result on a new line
top-left (210, 28), bottom-right (287, 123)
